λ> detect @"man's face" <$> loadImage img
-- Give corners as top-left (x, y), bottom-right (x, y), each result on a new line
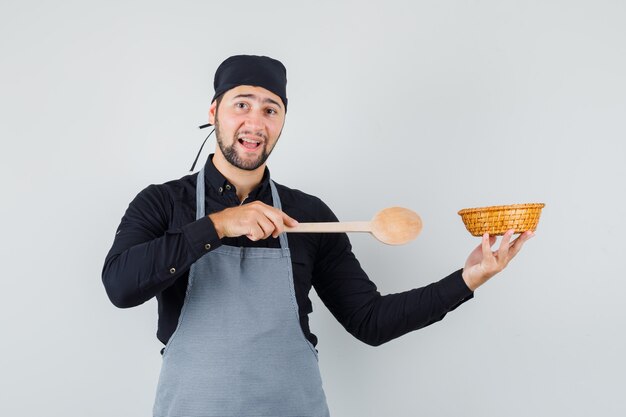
top-left (209, 85), bottom-right (286, 171)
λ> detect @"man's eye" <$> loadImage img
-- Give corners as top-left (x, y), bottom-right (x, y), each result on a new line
top-left (266, 108), bottom-right (277, 115)
top-left (236, 102), bottom-right (248, 109)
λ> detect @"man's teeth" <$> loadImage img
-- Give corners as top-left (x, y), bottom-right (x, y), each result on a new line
top-left (240, 138), bottom-right (260, 144)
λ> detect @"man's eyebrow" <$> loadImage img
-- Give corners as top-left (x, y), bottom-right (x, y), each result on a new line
top-left (232, 93), bottom-right (282, 109)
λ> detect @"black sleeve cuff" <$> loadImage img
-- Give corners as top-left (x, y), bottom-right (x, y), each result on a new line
top-left (181, 216), bottom-right (222, 258)
top-left (439, 268), bottom-right (474, 311)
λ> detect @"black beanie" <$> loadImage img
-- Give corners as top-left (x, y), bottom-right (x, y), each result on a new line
top-left (211, 55), bottom-right (288, 111)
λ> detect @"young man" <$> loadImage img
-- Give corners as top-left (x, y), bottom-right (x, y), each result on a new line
top-left (102, 55), bottom-right (534, 416)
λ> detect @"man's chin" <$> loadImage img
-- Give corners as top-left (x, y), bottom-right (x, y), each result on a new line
top-left (237, 162), bottom-right (263, 171)
top-left (229, 154), bottom-right (267, 171)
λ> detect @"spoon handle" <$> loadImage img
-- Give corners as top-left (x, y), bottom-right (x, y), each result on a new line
top-left (285, 221), bottom-right (372, 233)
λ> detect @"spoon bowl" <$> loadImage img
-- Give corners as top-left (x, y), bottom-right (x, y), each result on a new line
top-left (371, 207), bottom-right (423, 245)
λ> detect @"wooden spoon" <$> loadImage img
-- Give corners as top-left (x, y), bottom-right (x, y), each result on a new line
top-left (285, 207), bottom-right (423, 245)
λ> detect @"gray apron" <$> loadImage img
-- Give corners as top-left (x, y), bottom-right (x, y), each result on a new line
top-left (153, 167), bottom-right (330, 417)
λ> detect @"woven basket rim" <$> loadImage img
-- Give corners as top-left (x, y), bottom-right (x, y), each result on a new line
top-left (458, 203), bottom-right (545, 216)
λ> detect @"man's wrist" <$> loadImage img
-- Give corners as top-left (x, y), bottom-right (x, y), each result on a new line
top-left (461, 268), bottom-right (479, 292)
top-left (208, 213), bottom-right (224, 239)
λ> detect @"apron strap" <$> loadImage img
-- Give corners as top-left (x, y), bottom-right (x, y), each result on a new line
top-left (196, 167), bottom-right (206, 219)
top-left (270, 180), bottom-right (290, 250)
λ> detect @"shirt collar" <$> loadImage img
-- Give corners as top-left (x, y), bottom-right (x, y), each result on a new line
top-left (203, 154), bottom-right (271, 199)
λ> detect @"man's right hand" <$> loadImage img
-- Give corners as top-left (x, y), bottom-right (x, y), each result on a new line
top-left (208, 201), bottom-right (299, 241)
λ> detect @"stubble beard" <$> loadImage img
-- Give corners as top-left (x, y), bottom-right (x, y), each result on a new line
top-left (214, 116), bottom-right (279, 171)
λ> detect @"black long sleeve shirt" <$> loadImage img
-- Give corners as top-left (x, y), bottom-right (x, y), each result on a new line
top-left (102, 155), bottom-right (473, 348)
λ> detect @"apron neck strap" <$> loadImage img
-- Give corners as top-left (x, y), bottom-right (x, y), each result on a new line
top-left (196, 167), bottom-right (207, 219)
top-left (269, 180), bottom-right (289, 249)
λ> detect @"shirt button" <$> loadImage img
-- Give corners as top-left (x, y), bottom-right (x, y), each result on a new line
top-left (225, 184), bottom-right (231, 190)
top-left (218, 187), bottom-right (223, 193)
top-left (205, 243), bottom-right (211, 250)
top-left (169, 267), bottom-right (176, 274)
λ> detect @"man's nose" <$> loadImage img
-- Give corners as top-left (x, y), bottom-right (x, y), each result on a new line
top-left (243, 109), bottom-right (265, 130)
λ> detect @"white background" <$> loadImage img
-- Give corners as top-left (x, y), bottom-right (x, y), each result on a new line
top-left (1, 1), bottom-right (625, 416)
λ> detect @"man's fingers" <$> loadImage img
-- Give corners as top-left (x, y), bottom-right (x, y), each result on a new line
top-left (247, 224), bottom-right (265, 241)
top-left (255, 204), bottom-right (299, 239)
top-left (256, 216), bottom-right (277, 240)
top-left (481, 233), bottom-right (493, 259)
top-left (272, 211), bottom-right (298, 237)
top-left (265, 208), bottom-right (298, 230)
top-left (264, 207), bottom-right (292, 237)
top-left (497, 229), bottom-right (515, 261)
top-left (259, 206), bottom-right (299, 237)
top-left (508, 231), bottom-right (534, 258)
top-left (282, 212), bottom-right (299, 228)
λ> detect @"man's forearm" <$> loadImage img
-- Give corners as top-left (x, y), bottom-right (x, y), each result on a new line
top-left (102, 216), bottom-right (221, 308)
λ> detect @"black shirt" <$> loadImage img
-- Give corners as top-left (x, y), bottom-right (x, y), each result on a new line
top-left (102, 155), bottom-right (473, 348)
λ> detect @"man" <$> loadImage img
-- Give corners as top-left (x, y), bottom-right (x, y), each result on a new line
top-left (102, 55), bottom-right (534, 416)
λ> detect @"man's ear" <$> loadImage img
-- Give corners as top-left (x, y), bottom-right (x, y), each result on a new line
top-left (208, 100), bottom-right (217, 125)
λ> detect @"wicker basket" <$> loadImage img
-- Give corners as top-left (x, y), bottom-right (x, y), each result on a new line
top-left (458, 203), bottom-right (545, 236)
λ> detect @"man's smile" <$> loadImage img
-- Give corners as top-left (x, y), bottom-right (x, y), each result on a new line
top-left (239, 138), bottom-right (261, 150)
top-left (237, 135), bottom-right (264, 151)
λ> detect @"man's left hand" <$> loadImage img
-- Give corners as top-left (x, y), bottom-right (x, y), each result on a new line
top-left (462, 229), bottom-right (535, 291)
